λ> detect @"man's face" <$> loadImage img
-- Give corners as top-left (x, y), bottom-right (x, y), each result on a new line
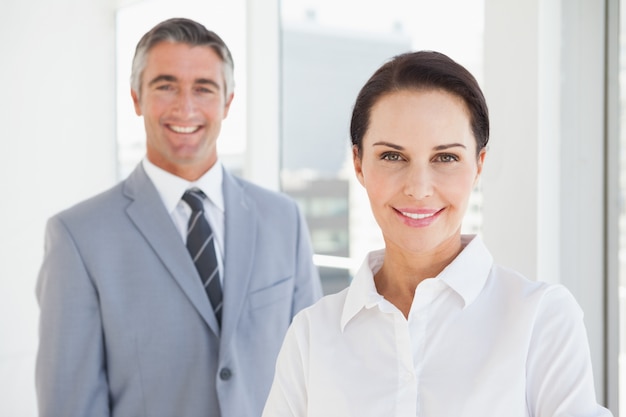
top-left (132, 41), bottom-right (234, 180)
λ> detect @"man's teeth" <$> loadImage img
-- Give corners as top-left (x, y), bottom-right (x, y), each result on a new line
top-left (401, 211), bottom-right (435, 220)
top-left (170, 125), bottom-right (198, 133)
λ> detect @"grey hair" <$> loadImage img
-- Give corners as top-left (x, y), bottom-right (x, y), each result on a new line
top-left (130, 18), bottom-right (235, 99)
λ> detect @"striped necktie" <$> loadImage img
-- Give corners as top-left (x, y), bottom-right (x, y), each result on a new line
top-left (182, 188), bottom-right (223, 326)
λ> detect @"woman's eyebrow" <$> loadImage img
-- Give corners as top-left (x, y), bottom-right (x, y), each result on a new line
top-left (372, 141), bottom-right (467, 151)
top-left (434, 143), bottom-right (466, 151)
top-left (372, 141), bottom-right (404, 150)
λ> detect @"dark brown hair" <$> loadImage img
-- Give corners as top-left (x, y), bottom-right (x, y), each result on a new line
top-left (350, 51), bottom-right (489, 156)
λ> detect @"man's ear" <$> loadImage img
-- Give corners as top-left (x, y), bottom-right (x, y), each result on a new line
top-left (222, 92), bottom-right (235, 119)
top-left (131, 89), bottom-right (142, 116)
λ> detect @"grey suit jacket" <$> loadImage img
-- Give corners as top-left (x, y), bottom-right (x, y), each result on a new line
top-left (35, 164), bottom-right (322, 417)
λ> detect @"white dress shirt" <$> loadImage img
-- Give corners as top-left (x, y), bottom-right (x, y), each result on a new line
top-left (142, 158), bottom-right (225, 281)
top-left (262, 235), bottom-right (612, 417)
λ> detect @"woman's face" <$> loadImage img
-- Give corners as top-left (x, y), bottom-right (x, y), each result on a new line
top-left (353, 89), bottom-right (486, 257)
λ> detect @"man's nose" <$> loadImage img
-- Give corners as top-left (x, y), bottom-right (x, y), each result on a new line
top-left (174, 90), bottom-right (196, 114)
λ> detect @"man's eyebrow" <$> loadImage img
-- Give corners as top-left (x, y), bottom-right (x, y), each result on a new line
top-left (147, 76), bottom-right (221, 90)
top-left (148, 75), bottom-right (177, 86)
top-left (195, 78), bottom-right (221, 89)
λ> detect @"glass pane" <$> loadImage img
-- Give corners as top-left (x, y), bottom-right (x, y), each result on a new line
top-left (280, 0), bottom-right (485, 294)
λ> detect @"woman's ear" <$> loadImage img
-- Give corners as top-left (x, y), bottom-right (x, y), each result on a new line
top-left (474, 147), bottom-right (487, 185)
top-left (353, 145), bottom-right (365, 187)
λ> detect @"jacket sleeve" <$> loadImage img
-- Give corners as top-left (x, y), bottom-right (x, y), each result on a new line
top-left (35, 215), bottom-right (111, 417)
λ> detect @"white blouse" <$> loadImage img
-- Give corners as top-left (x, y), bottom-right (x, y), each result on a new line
top-left (262, 235), bottom-right (613, 417)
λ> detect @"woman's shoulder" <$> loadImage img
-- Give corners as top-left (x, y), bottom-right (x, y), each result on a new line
top-left (294, 288), bottom-right (350, 324)
top-left (488, 263), bottom-right (582, 315)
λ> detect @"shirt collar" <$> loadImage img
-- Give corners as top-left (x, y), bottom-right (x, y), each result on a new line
top-left (142, 158), bottom-right (225, 214)
top-left (340, 235), bottom-right (493, 331)
top-left (341, 248), bottom-right (386, 331)
top-left (437, 234), bottom-right (493, 308)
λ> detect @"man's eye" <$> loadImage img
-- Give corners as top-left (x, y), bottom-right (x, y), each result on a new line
top-left (156, 84), bottom-right (172, 91)
top-left (195, 85), bottom-right (219, 94)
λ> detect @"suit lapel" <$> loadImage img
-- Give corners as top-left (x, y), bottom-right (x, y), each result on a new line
top-left (220, 169), bottom-right (257, 344)
top-left (123, 164), bottom-right (220, 335)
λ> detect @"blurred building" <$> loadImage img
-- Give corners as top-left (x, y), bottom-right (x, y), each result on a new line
top-left (280, 22), bottom-right (411, 293)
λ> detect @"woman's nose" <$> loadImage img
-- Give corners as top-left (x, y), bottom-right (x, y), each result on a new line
top-left (403, 164), bottom-right (433, 200)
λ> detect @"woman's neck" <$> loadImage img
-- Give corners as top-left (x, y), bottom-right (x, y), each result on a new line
top-left (374, 238), bottom-right (463, 318)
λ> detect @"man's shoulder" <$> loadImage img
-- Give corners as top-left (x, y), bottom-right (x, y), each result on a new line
top-left (229, 174), bottom-right (297, 207)
top-left (53, 180), bottom-right (127, 223)
top-left (53, 164), bottom-right (153, 222)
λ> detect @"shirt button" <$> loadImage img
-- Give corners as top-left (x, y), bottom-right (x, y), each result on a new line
top-left (219, 368), bottom-right (232, 381)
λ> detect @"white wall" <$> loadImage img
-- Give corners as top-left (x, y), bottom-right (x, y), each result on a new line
top-left (482, 0), bottom-right (610, 407)
top-left (559, 0), bottom-right (608, 403)
top-left (244, 0), bottom-right (280, 190)
top-left (0, 1), bottom-right (118, 415)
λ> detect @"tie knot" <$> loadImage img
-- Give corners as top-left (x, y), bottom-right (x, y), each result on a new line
top-left (182, 188), bottom-right (206, 212)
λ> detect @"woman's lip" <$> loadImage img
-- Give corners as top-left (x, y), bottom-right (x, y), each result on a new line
top-left (397, 208), bottom-right (441, 218)
top-left (395, 208), bottom-right (443, 226)
top-left (399, 210), bottom-right (437, 220)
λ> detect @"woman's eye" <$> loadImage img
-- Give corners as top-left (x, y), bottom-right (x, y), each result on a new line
top-left (435, 153), bottom-right (459, 163)
top-left (381, 152), bottom-right (402, 161)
